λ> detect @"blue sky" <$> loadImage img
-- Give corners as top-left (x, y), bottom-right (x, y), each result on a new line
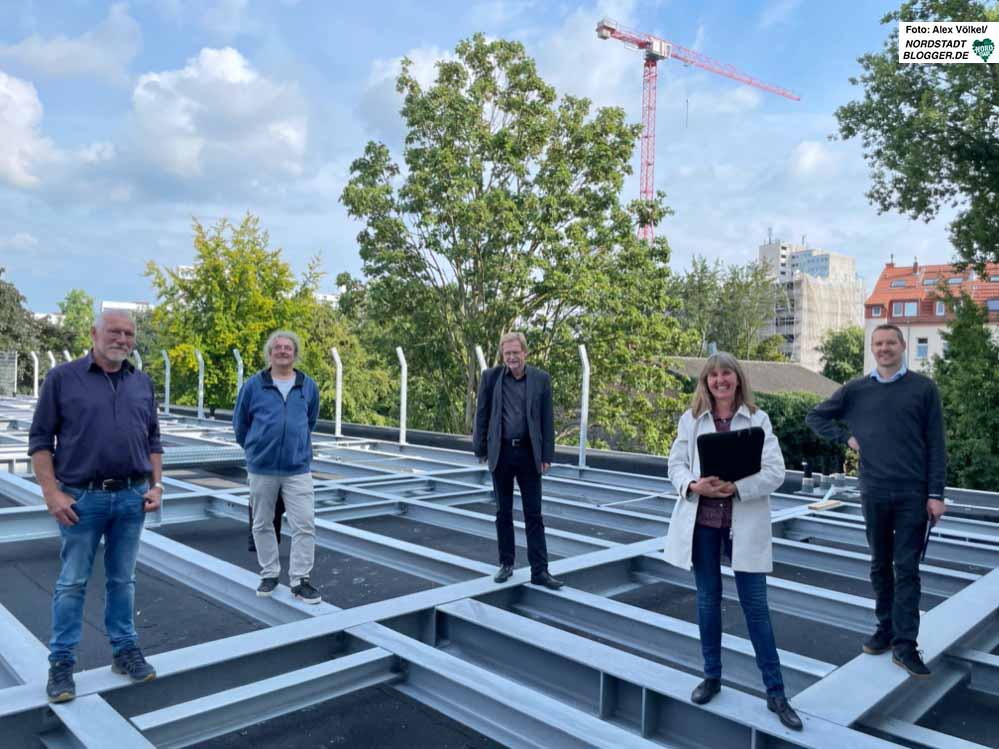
top-left (1, 0), bottom-right (954, 312)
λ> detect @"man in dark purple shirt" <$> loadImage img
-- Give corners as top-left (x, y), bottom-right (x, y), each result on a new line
top-left (28, 310), bottom-right (163, 703)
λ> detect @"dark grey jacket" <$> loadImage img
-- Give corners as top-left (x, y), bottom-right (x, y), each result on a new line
top-left (473, 365), bottom-right (554, 473)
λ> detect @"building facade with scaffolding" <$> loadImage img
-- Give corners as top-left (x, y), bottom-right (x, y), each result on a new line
top-left (759, 240), bottom-right (865, 373)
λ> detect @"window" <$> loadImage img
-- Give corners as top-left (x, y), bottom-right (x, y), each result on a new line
top-left (987, 299), bottom-right (999, 312)
top-left (892, 301), bottom-right (903, 316)
top-left (917, 338), bottom-right (928, 359)
top-left (990, 275), bottom-right (999, 283)
top-left (893, 301), bottom-right (918, 317)
top-left (890, 279), bottom-right (907, 288)
top-left (905, 301), bottom-right (918, 316)
top-left (948, 277), bottom-right (963, 285)
top-left (922, 278), bottom-right (938, 286)
top-left (871, 306), bottom-right (883, 317)
top-left (935, 301), bottom-right (946, 316)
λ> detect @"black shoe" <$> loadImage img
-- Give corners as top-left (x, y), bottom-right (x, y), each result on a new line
top-left (892, 647), bottom-right (931, 678)
top-left (530, 571), bottom-right (564, 590)
top-left (862, 628), bottom-right (892, 655)
top-left (690, 678), bottom-right (721, 705)
top-left (111, 646), bottom-right (156, 683)
top-left (494, 564), bottom-right (514, 583)
top-left (767, 694), bottom-right (803, 731)
top-left (46, 661), bottom-right (75, 703)
top-left (256, 577), bottom-right (279, 597)
top-left (291, 578), bottom-right (322, 604)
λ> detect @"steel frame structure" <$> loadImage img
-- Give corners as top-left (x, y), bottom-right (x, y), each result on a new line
top-left (0, 396), bottom-right (995, 748)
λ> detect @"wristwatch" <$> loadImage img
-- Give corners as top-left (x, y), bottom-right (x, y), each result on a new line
top-left (152, 481), bottom-right (165, 491)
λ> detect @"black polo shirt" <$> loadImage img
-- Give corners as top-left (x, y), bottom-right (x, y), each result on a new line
top-left (28, 352), bottom-right (163, 485)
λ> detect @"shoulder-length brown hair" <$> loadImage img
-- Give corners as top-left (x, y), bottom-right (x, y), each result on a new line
top-left (689, 352), bottom-right (757, 417)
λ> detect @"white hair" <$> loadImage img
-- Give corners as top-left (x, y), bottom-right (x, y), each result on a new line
top-left (94, 309), bottom-right (134, 331)
top-left (263, 330), bottom-right (302, 363)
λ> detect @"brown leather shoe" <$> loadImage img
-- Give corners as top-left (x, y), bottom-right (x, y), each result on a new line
top-left (690, 678), bottom-right (721, 705)
top-left (530, 571), bottom-right (564, 589)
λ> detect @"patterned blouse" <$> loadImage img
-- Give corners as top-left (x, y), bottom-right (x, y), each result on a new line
top-left (694, 413), bottom-right (735, 528)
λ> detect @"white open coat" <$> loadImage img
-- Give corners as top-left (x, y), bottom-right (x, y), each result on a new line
top-left (663, 405), bottom-right (785, 573)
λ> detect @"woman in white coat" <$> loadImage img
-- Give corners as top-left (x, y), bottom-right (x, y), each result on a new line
top-left (664, 352), bottom-right (802, 731)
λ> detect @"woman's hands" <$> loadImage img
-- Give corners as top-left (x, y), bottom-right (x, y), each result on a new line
top-left (688, 477), bottom-right (737, 498)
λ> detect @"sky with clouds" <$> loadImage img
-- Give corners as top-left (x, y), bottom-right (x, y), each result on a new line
top-left (0, 0), bottom-right (956, 312)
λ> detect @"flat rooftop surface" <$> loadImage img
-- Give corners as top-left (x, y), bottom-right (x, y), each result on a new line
top-left (0, 396), bottom-right (996, 749)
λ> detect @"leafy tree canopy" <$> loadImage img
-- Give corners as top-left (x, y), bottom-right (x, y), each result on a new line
top-left (341, 33), bottom-right (687, 445)
top-left (931, 293), bottom-right (999, 489)
top-left (835, 0), bottom-right (999, 269)
top-left (58, 289), bottom-right (95, 354)
top-left (817, 325), bottom-right (865, 383)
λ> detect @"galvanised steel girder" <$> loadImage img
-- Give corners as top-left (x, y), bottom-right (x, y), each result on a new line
top-left (0, 603), bottom-right (154, 749)
top-left (429, 599), bottom-right (901, 749)
top-left (480, 584), bottom-right (833, 696)
top-left (792, 567), bottom-right (999, 727)
top-left (130, 649), bottom-right (401, 749)
top-left (779, 515), bottom-right (999, 570)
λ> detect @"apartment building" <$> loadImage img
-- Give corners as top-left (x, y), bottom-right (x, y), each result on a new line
top-left (863, 260), bottom-right (999, 372)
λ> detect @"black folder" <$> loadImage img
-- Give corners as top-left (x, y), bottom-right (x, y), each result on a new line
top-left (696, 427), bottom-right (765, 483)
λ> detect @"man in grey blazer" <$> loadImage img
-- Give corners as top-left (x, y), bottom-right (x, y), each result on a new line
top-left (474, 332), bottom-right (563, 589)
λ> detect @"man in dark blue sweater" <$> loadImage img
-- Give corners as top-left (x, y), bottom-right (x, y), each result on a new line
top-left (807, 323), bottom-right (946, 679)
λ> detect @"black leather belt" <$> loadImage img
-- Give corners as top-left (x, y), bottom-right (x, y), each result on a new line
top-left (506, 438), bottom-right (530, 448)
top-left (71, 475), bottom-right (148, 492)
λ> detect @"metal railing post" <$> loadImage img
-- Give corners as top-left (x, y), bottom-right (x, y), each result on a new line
top-left (578, 344), bottom-right (590, 468)
top-left (30, 352), bottom-right (38, 398)
top-left (474, 345), bottom-right (488, 373)
top-left (46, 351), bottom-right (56, 370)
top-left (396, 346), bottom-right (407, 446)
top-left (62, 349), bottom-right (71, 362)
top-left (132, 350), bottom-right (143, 371)
top-left (160, 350), bottom-right (171, 414)
top-left (232, 349), bottom-right (244, 401)
top-left (331, 348), bottom-right (343, 437)
top-left (194, 349), bottom-right (205, 420)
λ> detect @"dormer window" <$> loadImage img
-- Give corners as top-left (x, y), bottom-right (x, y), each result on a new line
top-left (947, 277), bottom-right (963, 285)
top-left (890, 279), bottom-right (907, 288)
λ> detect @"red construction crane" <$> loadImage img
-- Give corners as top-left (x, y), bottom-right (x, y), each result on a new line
top-left (596, 18), bottom-right (800, 241)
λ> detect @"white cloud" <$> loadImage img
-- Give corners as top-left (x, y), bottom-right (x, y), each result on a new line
top-left (0, 3), bottom-right (141, 84)
top-left (0, 71), bottom-right (58, 188)
top-left (357, 46), bottom-right (454, 145)
top-left (0, 232), bottom-right (39, 251)
top-left (790, 139), bottom-right (838, 178)
top-left (130, 47), bottom-right (307, 180)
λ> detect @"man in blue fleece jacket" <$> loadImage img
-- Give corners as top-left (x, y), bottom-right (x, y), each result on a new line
top-left (807, 323), bottom-right (946, 678)
top-left (233, 330), bottom-right (322, 603)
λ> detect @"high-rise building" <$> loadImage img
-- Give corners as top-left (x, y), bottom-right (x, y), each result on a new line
top-left (759, 240), bottom-right (865, 372)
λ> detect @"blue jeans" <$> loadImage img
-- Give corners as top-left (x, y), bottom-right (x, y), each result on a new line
top-left (49, 483), bottom-right (147, 665)
top-left (691, 524), bottom-right (785, 697)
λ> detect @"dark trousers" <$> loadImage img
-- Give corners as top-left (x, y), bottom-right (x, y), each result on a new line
top-left (691, 524), bottom-right (785, 697)
top-left (862, 490), bottom-right (928, 650)
top-left (491, 444), bottom-right (549, 577)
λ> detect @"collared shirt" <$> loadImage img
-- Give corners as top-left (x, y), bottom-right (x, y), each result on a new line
top-left (501, 368), bottom-right (528, 441)
top-left (870, 362), bottom-right (908, 383)
top-left (28, 352), bottom-right (163, 485)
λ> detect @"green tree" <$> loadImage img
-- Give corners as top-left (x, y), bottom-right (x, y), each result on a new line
top-left (0, 267), bottom-right (36, 352)
top-left (58, 289), bottom-right (95, 353)
top-left (145, 214), bottom-right (320, 411)
top-left (341, 34), bottom-right (675, 434)
top-left (546, 240), bottom-right (694, 454)
top-left (669, 256), bottom-right (723, 356)
top-left (817, 325), bottom-right (865, 383)
top-left (835, 0), bottom-right (999, 269)
top-left (711, 262), bottom-right (781, 359)
top-left (756, 391), bottom-right (849, 473)
top-left (931, 293), bottom-right (999, 489)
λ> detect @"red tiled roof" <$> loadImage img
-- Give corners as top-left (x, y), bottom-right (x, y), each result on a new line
top-left (865, 262), bottom-right (999, 307)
